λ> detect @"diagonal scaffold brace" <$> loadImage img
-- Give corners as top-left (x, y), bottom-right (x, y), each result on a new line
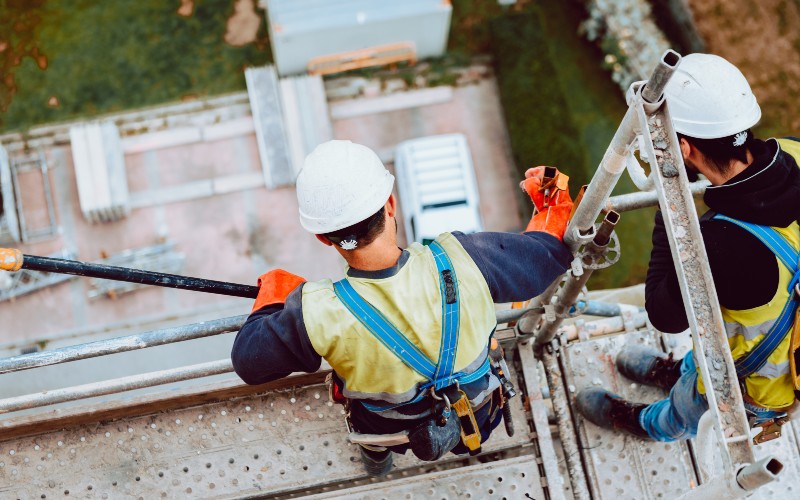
top-left (0, 247), bottom-right (259, 299)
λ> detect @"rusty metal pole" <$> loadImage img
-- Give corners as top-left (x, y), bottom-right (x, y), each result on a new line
top-left (0, 249), bottom-right (259, 298)
top-left (541, 342), bottom-right (591, 499)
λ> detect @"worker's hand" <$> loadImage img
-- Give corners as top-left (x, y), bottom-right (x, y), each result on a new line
top-left (251, 269), bottom-right (306, 313)
top-left (520, 166), bottom-right (547, 210)
top-left (521, 166), bottom-right (574, 241)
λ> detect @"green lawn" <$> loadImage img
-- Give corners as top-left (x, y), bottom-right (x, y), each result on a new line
top-left (491, 3), bottom-right (655, 289)
top-left (1, 0), bottom-right (271, 133)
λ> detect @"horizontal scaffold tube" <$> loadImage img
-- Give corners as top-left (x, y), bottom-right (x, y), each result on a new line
top-left (0, 359), bottom-right (234, 414)
top-left (604, 180), bottom-right (709, 213)
top-left (494, 300), bottom-right (641, 324)
top-left (0, 312), bottom-right (650, 415)
top-left (0, 315), bottom-right (247, 375)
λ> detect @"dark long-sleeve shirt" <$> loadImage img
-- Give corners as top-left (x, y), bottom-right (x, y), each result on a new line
top-left (645, 138), bottom-right (800, 332)
top-left (231, 230), bottom-right (571, 386)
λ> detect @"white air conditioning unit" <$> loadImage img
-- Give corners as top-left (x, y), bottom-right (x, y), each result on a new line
top-left (266, 0), bottom-right (452, 76)
top-left (69, 122), bottom-right (130, 224)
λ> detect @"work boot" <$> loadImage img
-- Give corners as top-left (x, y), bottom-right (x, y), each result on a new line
top-left (359, 446), bottom-right (393, 477)
top-left (616, 345), bottom-right (682, 391)
top-left (575, 387), bottom-right (652, 440)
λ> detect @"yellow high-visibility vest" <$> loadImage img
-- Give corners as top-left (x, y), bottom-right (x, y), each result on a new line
top-left (697, 138), bottom-right (800, 409)
top-left (301, 232), bottom-right (496, 407)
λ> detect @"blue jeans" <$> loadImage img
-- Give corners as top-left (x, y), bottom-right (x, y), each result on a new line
top-left (638, 352), bottom-right (708, 441)
top-left (638, 351), bottom-right (789, 441)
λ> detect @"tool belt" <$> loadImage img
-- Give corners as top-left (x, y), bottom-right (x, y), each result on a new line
top-left (326, 343), bottom-right (517, 460)
top-left (328, 372), bottom-right (501, 460)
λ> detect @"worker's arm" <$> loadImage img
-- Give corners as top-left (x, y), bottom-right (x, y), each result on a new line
top-left (644, 211), bottom-right (688, 332)
top-left (231, 280), bottom-right (322, 385)
top-left (644, 210), bottom-right (778, 333)
top-left (454, 230), bottom-right (572, 303)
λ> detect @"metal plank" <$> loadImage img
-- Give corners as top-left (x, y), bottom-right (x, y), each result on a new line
top-left (0, 369), bottom-right (534, 499)
top-left (304, 454), bottom-right (546, 500)
top-left (563, 330), bottom-right (698, 498)
top-left (329, 87), bottom-right (454, 120)
top-left (244, 66), bottom-right (294, 188)
top-left (518, 340), bottom-right (567, 500)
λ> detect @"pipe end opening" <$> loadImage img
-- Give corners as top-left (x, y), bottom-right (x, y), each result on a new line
top-left (662, 50), bottom-right (681, 68)
top-left (766, 458), bottom-right (784, 476)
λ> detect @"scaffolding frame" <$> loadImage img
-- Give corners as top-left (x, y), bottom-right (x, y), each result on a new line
top-left (9, 150), bottom-right (59, 243)
top-left (513, 50), bottom-right (778, 498)
top-left (0, 51), bottom-right (786, 498)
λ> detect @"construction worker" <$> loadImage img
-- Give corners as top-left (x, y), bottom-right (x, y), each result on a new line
top-left (577, 53), bottom-right (800, 442)
top-left (231, 140), bottom-right (573, 475)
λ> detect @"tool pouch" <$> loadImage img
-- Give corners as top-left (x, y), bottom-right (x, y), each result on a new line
top-left (408, 413), bottom-right (461, 461)
top-left (790, 307), bottom-right (800, 391)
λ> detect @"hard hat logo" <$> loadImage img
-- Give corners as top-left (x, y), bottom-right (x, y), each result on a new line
top-left (339, 239), bottom-right (358, 250)
top-left (295, 140), bottom-right (395, 235)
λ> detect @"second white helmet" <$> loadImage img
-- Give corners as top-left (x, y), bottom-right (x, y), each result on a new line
top-left (665, 53), bottom-right (761, 139)
top-left (296, 140), bottom-right (394, 234)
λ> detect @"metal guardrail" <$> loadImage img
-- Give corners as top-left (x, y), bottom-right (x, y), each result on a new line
top-left (0, 300), bottom-right (643, 415)
top-left (0, 315), bottom-right (246, 375)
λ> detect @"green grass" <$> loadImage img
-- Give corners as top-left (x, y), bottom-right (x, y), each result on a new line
top-left (0, 0), bottom-right (271, 133)
top-left (491, 3), bottom-right (655, 289)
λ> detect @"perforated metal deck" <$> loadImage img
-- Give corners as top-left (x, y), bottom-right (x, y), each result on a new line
top-left (0, 364), bottom-right (541, 499)
top-left (564, 329), bottom-right (800, 498)
top-left (564, 331), bottom-right (698, 498)
top-left (305, 455), bottom-right (545, 499)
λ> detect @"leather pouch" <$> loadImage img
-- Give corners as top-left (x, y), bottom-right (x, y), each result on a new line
top-left (408, 414), bottom-right (461, 461)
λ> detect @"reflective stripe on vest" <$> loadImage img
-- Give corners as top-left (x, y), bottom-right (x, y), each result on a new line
top-left (712, 214), bottom-right (800, 379)
top-left (333, 241), bottom-right (490, 412)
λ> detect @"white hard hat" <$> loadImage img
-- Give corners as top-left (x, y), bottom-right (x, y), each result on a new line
top-left (664, 53), bottom-right (761, 139)
top-left (296, 140), bottom-right (394, 234)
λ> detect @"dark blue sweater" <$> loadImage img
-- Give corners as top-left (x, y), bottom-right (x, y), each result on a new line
top-left (231, 231), bottom-right (571, 387)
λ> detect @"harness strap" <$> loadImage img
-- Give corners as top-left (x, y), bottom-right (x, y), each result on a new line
top-left (334, 279), bottom-right (436, 380)
top-left (429, 241), bottom-right (461, 390)
top-left (333, 241), bottom-right (489, 413)
top-left (712, 214), bottom-right (800, 378)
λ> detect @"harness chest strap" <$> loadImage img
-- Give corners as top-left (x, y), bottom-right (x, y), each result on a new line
top-left (332, 241), bottom-right (485, 452)
top-left (712, 214), bottom-right (800, 380)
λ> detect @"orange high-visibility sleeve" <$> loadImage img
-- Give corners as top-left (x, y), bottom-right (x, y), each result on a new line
top-left (251, 269), bottom-right (306, 312)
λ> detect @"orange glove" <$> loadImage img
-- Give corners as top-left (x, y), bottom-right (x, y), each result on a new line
top-left (521, 166), bottom-right (574, 241)
top-left (251, 269), bottom-right (306, 312)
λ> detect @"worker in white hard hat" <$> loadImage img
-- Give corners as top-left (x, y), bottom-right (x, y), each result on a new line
top-left (231, 139), bottom-right (574, 475)
top-left (577, 53), bottom-right (800, 443)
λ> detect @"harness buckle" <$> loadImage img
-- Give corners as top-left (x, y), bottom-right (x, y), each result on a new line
top-left (753, 416), bottom-right (790, 444)
top-left (450, 389), bottom-right (482, 454)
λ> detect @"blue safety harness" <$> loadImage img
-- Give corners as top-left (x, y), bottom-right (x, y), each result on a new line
top-left (332, 241), bottom-right (491, 412)
top-left (712, 214), bottom-right (800, 379)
